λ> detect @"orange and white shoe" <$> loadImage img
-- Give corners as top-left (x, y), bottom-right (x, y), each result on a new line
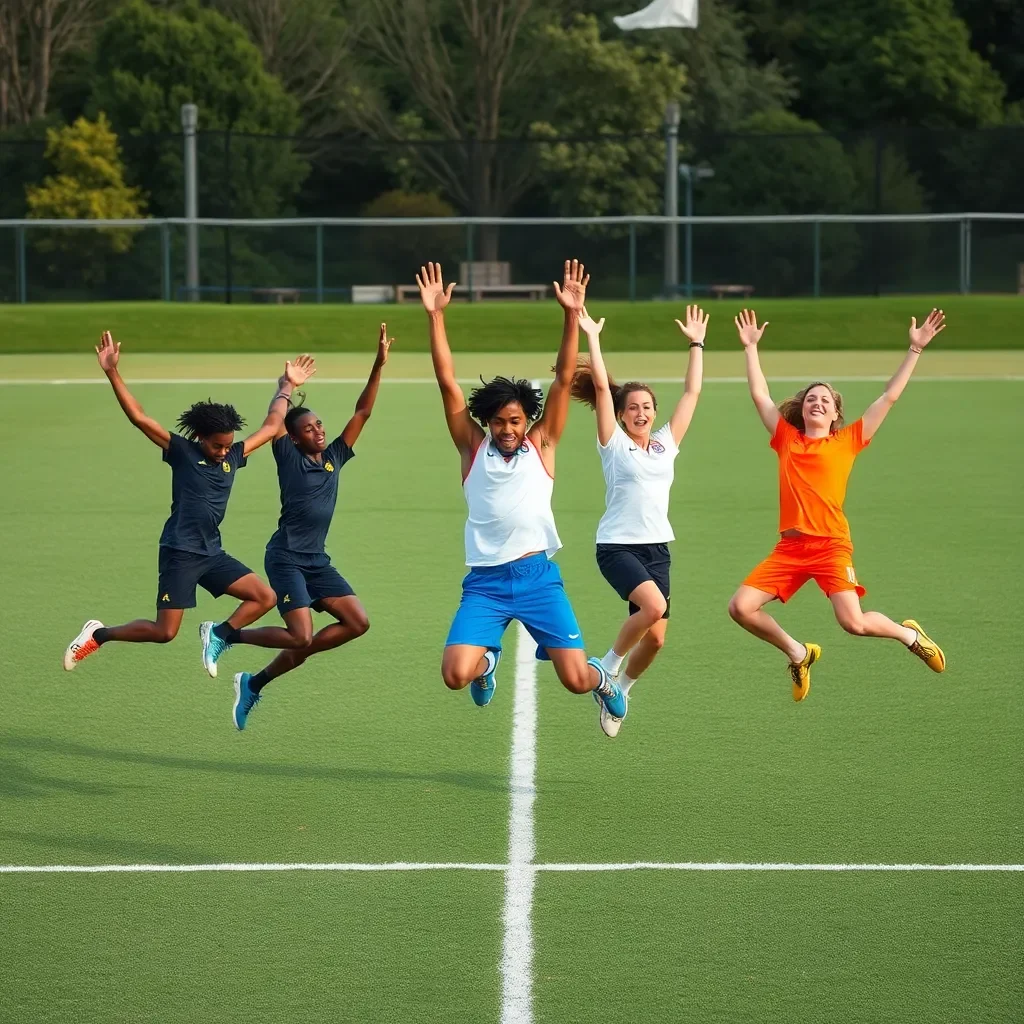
top-left (903, 620), bottom-right (946, 673)
top-left (63, 619), bottom-right (104, 671)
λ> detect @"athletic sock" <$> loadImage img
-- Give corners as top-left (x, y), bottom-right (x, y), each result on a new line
top-left (249, 669), bottom-right (272, 695)
top-left (905, 629), bottom-right (918, 647)
top-left (602, 648), bottom-right (625, 678)
top-left (620, 674), bottom-right (636, 696)
top-left (479, 650), bottom-right (497, 678)
top-left (213, 621), bottom-right (240, 645)
top-left (93, 627), bottom-right (110, 646)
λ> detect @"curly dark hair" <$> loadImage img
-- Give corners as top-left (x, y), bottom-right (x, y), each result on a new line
top-left (176, 400), bottom-right (245, 441)
top-left (467, 376), bottom-right (543, 425)
top-left (568, 357), bottom-right (657, 416)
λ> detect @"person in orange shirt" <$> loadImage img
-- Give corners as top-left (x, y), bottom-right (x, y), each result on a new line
top-left (727, 308), bottom-right (947, 700)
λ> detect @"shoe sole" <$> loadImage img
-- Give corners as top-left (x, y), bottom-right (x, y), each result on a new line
top-left (63, 619), bottom-right (103, 672)
top-left (232, 673), bottom-right (245, 731)
top-left (903, 620), bottom-right (946, 672)
top-left (200, 621), bottom-right (217, 678)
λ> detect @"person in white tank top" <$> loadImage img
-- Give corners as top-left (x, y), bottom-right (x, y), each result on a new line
top-left (414, 260), bottom-right (626, 725)
top-left (571, 305), bottom-right (708, 736)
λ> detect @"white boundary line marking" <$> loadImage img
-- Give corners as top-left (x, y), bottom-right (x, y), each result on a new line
top-left (1, 861), bottom-right (1020, 875)
top-left (1, 375), bottom-right (1023, 386)
top-left (500, 622), bottom-right (539, 1024)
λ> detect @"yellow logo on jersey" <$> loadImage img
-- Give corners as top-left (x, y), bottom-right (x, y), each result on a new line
top-left (198, 460), bottom-right (207, 465)
top-left (161, 593), bottom-right (170, 602)
top-left (324, 460), bottom-right (334, 472)
top-left (222, 461), bottom-right (231, 473)
top-left (282, 594), bottom-right (291, 603)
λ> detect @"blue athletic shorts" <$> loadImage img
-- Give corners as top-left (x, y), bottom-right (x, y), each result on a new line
top-left (265, 548), bottom-right (354, 617)
top-left (445, 553), bottom-right (584, 660)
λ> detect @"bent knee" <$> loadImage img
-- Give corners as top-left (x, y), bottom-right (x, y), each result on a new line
top-left (727, 597), bottom-right (748, 623)
top-left (289, 627), bottom-right (314, 648)
top-left (641, 599), bottom-right (667, 624)
top-left (838, 617), bottom-right (868, 636)
top-left (154, 628), bottom-right (177, 644)
top-left (648, 632), bottom-right (666, 652)
top-left (560, 669), bottom-right (593, 695)
top-left (351, 616), bottom-right (370, 638)
top-left (441, 666), bottom-right (470, 690)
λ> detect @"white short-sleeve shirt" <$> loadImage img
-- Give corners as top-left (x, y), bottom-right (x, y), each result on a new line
top-left (596, 423), bottom-right (679, 545)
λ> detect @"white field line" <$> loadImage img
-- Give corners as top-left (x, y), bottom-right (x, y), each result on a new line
top-left (1, 375), bottom-right (1023, 386)
top-left (1, 861), bottom-right (1021, 875)
top-left (499, 622), bottom-right (540, 1024)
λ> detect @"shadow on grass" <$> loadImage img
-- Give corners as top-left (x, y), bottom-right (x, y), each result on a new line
top-left (0, 828), bottom-right (205, 865)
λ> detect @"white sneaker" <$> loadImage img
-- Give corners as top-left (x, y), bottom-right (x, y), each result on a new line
top-left (63, 619), bottom-right (104, 671)
top-left (594, 682), bottom-right (628, 738)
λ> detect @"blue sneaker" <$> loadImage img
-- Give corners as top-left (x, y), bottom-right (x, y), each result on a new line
top-left (588, 656), bottom-right (627, 721)
top-left (233, 672), bottom-right (261, 731)
top-left (469, 649), bottom-right (501, 707)
top-left (200, 620), bottom-right (230, 679)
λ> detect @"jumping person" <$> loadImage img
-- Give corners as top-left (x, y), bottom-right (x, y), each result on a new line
top-left (62, 332), bottom-right (316, 675)
top-left (727, 308), bottom-right (947, 700)
top-left (230, 325), bottom-right (392, 730)
top-left (416, 260), bottom-right (626, 724)
top-left (572, 305), bottom-right (707, 737)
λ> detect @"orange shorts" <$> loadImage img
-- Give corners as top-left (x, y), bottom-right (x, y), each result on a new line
top-left (743, 536), bottom-right (866, 603)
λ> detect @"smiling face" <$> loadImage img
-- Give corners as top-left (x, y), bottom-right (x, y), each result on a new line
top-left (801, 384), bottom-right (840, 434)
top-left (197, 432), bottom-right (235, 463)
top-left (617, 387), bottom-right (657, 442)
top-left (488, 401), bottom-right (529, 454)
top-left (289, 410), bottom-right (328, 455)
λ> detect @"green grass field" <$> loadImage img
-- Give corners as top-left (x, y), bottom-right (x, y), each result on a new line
top-left (1, 349), bottom-right (1021, 1023)
top-left (2, 294), bottom-right (1023, 353)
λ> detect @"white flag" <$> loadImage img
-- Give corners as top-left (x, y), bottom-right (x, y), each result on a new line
top-left (613, 0), bottom-right (699, 31)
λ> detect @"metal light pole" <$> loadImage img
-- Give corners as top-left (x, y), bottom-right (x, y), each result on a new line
top-left (663, 102), bottom-right (680, 298)
top-left (679, 162), bottom-right (714, 299)
top-left (182, 103), bottom-right (199, 302)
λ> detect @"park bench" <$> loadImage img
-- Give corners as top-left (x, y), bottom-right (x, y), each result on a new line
top-left (708, 283), bottom-right (755, 299)
top-left (252, 287), bottom-right (301, 304)
top-left (394, 260), bottom-right (548, 303)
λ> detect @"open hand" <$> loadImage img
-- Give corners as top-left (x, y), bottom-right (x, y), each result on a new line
top-left (285, 354), bottom-right (317, 387)
top-left (416, 262), bottom-right (455, 312)
top-left (378, 322), bottom-right (393, 364)
top-left (675, 305), bottom-right (709, 346)
top-left (553, 259), bottom-right (589, 313)
top-left (734, 308), bottom-right (768, 347)
top-left (578, 307), bottom-right (605, 336)
top-left (95, 330), bottom-right (120, 371)
top-left (909, 308), bottom-right (945, 350)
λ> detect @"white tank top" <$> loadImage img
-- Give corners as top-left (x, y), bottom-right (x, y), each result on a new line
top-left (596, 423), bottom-right (680, 545)
top-left (463, 437), bottom-right (562, 566)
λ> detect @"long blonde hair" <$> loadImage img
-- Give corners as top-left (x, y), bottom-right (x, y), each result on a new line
top-left (777, 381), bottom-right (844, 433)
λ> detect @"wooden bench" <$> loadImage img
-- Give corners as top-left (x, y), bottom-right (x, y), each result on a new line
top-left (252, 287), bottom-right (301, 304)
top-left (395, 283), bottom-right (549, 303)
top-left (708, 283), bottom-right (755, 299)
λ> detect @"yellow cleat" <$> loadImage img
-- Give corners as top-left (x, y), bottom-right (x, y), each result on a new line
top-left (903, 619), bottom-right (945, 673)
top-left (788, 643), bottom-right (821, 702)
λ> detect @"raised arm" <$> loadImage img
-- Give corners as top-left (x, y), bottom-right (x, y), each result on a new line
top-left (861, 308), bottom-right (945, 440)
top-left (341, 323), bottom-right (392, 448)
top-left (243, 355), bottom-right (317, 456)
top-left (534, 259), bottom-right (589, 451)
top-left (96, 331), bottom-right (171, 449)
top-left (416, 262), bottom-right (482, 461)
top-left (735, 309), bottom-right (779, 434)
top-left (578, 309), bottom-right (617, 446)
top-left (668, 305), bottom-right (708, 445)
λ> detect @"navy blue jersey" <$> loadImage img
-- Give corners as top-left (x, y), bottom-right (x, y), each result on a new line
top-left (266, 434), bottom-right (355, 554)
top-left (159, 433), bottom-right (247, 555)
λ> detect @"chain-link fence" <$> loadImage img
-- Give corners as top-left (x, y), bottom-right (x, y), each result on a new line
top-left (3, 214), bottom-right (1021, 304)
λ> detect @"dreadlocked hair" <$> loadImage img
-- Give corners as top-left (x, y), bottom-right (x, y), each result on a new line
top-left (283, 390), bottom-right (310, 435)
top-left (466, 376), bottom-right (543, 425)
top-left (568, 357), bottom-right (657, 416)
top-left (777, 381), bottom-right (845, 433)
top-left (176, 399), bottom-right (245, 441)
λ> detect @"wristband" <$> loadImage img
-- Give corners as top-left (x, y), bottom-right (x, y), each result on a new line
top-left (909, 345), bottom-right (923, 355)
top-left (689, 341), bottom-right (704, 349)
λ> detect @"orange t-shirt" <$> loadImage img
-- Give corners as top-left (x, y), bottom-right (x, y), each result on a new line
top-left (770, 417), bottom-right (870, 542)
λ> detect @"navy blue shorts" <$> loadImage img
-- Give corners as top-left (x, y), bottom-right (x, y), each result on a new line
top-left (445, 553), bottom-right (584, 660)
top-left (157, 547), bottom-right (253, 610)
top-left (595, 543), bottom-right (671, 619)
top-left (265, 548), bottom-right (354, 617)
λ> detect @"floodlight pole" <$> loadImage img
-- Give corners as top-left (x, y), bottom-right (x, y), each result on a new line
top-left (182, 103), bottom-right (199, 302)
top-left (663, 102), bottom-right (680, 298)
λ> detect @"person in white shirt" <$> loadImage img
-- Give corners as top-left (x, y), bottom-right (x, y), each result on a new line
top-left (415, 260), bottom-right (626, 723)
top-left (573, 306), bottom-right (708, 736)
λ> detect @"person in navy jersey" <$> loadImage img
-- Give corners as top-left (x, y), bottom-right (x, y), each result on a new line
top-left (63, 332), bottom-right (316, 676)
top-left (415, 260), bottom-right (626, 726)
top-left (230, 324), bottom-right (392, 729)
top-left (571, 306), bottom-right (707, 737)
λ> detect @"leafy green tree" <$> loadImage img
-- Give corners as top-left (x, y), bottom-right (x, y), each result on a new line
top-left (25, 112), bottom-right (146, 283)
top-left (89, 0), bottom-right (306, 216)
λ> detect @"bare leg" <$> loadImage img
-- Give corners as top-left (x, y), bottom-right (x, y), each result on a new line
top-left (441, 644), bottom-right (491, 690)
top-left (545, 647), bottom-right (601, 694)
top-left (623, 617), bottom-right (668, 683)
top-left (830, 591), bottom-right (916, 643)
top-left (96, 608), bottom-right (184, 644)
top-left (220, 573), bottom-right (277, 631)
top-left (728, 585), bottom-right (806, 663)
top-left (237, 607), bottom-right (313, 650)
top-left (611, 581), bottom-right (668, 656)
